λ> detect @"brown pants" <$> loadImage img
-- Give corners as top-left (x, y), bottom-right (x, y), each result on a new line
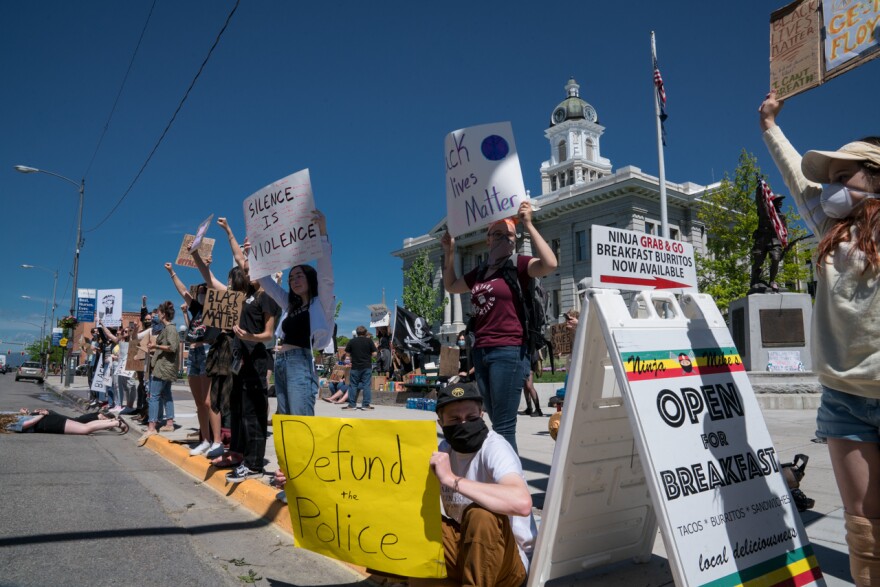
top-left (441, 505), bottom-right (526, 587)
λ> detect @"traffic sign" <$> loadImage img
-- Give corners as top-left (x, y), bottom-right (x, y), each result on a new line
top-left (591, 225), bottom-right (697, 291)
top-left (59, 338), bottom-right (68, 348)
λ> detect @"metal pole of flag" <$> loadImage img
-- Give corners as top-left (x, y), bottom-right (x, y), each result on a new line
top-left (651, 31), bottom-right (669, 238)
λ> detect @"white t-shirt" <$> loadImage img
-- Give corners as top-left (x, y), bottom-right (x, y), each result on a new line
top-left (439, 430), bottom-right (537, 571)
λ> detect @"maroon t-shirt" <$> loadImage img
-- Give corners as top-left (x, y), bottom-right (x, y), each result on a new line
top-left (464, 255), bottom-right (532, 348)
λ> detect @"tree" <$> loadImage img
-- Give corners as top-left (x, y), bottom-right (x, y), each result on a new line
top-left (25, 335), bottom-right (63, 365)
top-left (696, 150), bottom-right (810, 313)
top-left (402, 250), bottom-right (447, 326)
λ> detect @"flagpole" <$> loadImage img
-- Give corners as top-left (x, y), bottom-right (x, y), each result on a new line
top-left (652, 31), bottom-right (669, 239)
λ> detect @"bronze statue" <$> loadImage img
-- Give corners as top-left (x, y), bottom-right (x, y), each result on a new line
top-left (750, 179), bottom-right (788, 293)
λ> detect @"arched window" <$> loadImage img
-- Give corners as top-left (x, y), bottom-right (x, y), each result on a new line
top-left (558, 140), bottom-right (567, 163)
top-left (586, 138), bottom-right (595, 160)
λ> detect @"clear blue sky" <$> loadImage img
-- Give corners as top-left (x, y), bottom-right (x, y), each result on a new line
top-left (2, 1), bottom-right (878, 354)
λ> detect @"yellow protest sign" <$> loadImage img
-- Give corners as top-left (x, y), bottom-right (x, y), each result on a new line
top-left (273, 415), bottom-right (446, 579)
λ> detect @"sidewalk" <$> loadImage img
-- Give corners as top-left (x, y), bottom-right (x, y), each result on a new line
top-left (46, 376), bottom-right (853, 585)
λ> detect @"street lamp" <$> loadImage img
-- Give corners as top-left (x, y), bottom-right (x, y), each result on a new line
top-left (15, 165), bottom-right (85, 387)
top-left (21, 264), bottom-right (58, 376)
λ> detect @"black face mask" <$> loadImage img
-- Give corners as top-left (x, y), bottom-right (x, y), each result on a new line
top-left (442, 419), bottom-right (489, 454)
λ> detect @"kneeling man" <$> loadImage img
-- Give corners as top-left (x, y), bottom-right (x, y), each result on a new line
top-left (429, 382), bottom-right (537, 586)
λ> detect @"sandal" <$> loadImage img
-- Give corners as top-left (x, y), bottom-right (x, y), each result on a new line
top-left (116, 417), bottom-right (129, 435)
top-left (159, 423), bottom-right (175, 432)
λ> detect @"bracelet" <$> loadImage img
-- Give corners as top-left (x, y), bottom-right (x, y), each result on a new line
top-left (171, 273), bottom-right (177, 278)
top-left (452, 477), bottom-right (462, 494)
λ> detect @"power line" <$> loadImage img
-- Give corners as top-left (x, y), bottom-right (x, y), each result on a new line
top-left (85, 0), bottom-right (240, 233)
top-left (83, 0), bottom-right (158, 180)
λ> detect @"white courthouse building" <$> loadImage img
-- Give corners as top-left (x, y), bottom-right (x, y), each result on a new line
top-left (392, 78), bottom-right (713, 342)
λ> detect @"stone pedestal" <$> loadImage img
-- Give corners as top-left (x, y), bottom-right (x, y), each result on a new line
top-left (728, 293), bottom-right (813, 372)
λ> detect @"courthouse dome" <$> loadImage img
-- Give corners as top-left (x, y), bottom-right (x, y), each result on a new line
top-left (550, 77), bottom-right (597, 126)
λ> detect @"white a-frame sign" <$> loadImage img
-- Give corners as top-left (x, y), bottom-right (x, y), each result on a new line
top-left (528, 289), bottom-right (824, 587)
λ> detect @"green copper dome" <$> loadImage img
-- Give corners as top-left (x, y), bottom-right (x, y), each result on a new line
top-left (550, 78), bottom-right (597, 126)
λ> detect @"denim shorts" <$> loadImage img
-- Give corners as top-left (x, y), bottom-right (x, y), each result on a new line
top-left (188, 344), bottom-right (208, 377)
top-left (816, 386), bottom-right (880, 443)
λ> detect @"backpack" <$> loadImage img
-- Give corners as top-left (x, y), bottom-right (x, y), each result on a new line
top-left (473, 254), bottom-right (555, 375)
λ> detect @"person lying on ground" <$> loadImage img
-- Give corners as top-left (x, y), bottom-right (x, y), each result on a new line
top-left (1, 409), bottom-right (128, 435)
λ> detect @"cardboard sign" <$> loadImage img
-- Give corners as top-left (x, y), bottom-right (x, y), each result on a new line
top-left (445, 121), bottom-right (528, 237)
top-left (243, 168), bottom-right (323, 280)
top-left (823, 0), bottom-right (880, 75)
top-left (190, 214), bottom-right (213, 252)
top-left (175, 234), bottom-right (216, 268)
top-left (438, 346), bottom-right (460, 377)
top-left (549, 323), bottom-right (572, 356)
top-left (201, 289), bottom-right (245, 330)
top-left (329, 365), bottom-right (351, 385)
top-left (76, 288), bottom-right (97, 322)
top-left (369, 304), bottom-right (390, 328)
top-left (592, 225), bottom-right (697, 291)
top-left (769, 0), bottom-right (822, 99)
top-left (96, 289), bottom-right (123, 327)
top-left (272, 415), bottom-right (445, 578)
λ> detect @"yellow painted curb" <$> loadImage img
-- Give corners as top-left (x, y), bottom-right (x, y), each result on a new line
top-left (143, 434), bottom-right (293, 535)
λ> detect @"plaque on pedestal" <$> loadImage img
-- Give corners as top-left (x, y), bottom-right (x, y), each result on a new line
top-left (728, 293), bottom-right (812, 371)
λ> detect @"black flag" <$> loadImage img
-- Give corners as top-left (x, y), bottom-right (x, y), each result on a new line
top-left (393, 306), bottom-right (441, 354)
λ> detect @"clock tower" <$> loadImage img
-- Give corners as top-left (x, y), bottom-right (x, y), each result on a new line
top-left (540, 77), bottom-right (612, 194)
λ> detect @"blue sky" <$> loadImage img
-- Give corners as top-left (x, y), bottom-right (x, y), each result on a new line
top-left (2, 1), bottom-right (878, 354)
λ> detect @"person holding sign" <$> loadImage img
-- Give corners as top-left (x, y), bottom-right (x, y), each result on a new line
top-left (441, 201), bottom-right (557, 453)
top-left (427, 381), bottom-right (536, 586)
top-left (163, 264), bottom-right (223, 459)
top-left (137, 301), bottom-right (180, 446)
top-left (760, 89), bottom-right (880, 586)
top-left (254, 210), bottom-right (335, 418)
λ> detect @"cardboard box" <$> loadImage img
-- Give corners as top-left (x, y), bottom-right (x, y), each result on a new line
top-left (371, 375), bottom-right (388, 392)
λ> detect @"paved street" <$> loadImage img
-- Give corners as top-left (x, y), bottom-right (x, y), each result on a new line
top-left (0, 372), bottom-right (859, 586)
top-left (0, 375), bottom-right (368, 587)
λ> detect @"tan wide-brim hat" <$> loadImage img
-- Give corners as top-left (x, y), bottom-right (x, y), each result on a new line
top-left (802, 141), bottom-right (880, 183)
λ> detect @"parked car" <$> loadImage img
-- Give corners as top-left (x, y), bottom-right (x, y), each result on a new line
top-left (16, 361), bottom-right (45, 384)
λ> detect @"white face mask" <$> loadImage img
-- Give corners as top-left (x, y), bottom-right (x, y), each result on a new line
top-left (820, 183), bottom-right (879, 219)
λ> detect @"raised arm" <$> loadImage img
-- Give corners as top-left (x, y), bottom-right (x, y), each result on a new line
top-left (313, 211), bottom-right (336, 343)
top-left (99, 322), bottom-right (118, 343)
top-left (164, 262), bottom-right (193, 304)
top-left (191, 249), bottom-right (226, 291)
top-left (519, 201), bottom-right (558, 279)
top-left (217, 217), bottom-right (247, 271)
top-left (441, 232), bottom-right (470, 294)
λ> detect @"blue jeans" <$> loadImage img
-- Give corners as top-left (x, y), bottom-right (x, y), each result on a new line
top-left (816, 386), bottom-right (880, 442)
top-left (274, 347), bottom-right (318, 416)
top-left (148, 377), bottom-right (175, 424)
top-left (348, 368), bottom-right (372, 408)
top-left (472, 345), bottom-right (529, 453)
top-left (187, 344), bottom-right (208, 377)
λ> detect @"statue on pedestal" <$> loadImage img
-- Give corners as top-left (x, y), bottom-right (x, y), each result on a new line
top-left (750, 178), bottom-right (789, 294)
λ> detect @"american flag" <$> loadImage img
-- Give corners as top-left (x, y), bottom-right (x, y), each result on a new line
top-left (759, 178), bottom-right (789, 247)
top-left (653, 57), bottom-right (668, 145)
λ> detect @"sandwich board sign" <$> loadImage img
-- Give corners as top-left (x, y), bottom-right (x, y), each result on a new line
top-left (528, 289), bottom-right (824, 586)
top-left (591, 225), bottom-right (697, 291)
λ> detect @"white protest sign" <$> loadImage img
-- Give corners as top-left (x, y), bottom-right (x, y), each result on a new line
top-left (96, 289), bottom-right (123, 327)
top-left (445, 121), bottom-right (527, 237)
top-left (90, 361), bottom-right (107, 393)
top-left (243, 168), bottom-right (323, 280)
top-left (190, 214), bottom-right (213, 251)
top-left (368, 304), bottom-right (390, 328)
top-left (822, 0), bottom-right (880, 73)
top-left (592, 225), bottom-right (696, 291)
top-left (601, 291), bottom-right (823, 586)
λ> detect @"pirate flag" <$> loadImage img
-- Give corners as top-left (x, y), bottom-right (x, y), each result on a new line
top-left (393, 306), bottom-right (441, 354)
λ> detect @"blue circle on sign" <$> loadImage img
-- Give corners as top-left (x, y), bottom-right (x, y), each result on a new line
top-left (481, 135), bottom-right (509, 161)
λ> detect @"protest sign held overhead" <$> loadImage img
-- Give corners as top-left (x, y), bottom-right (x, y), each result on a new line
top-left (445, 122), bottom-right (528, 237)
top-left (823, 0), bottom-right (880, 75)
top-left (368, 304), bottom-right (390, 328)
top-left (76, 288), bottom-right (97, 322)
top-left (190, 214), bottom-right (213, 251)
top-left (273, 415), bottom-right (445, 578)
top-left (769, 0), bottom-right (822, 99)
top-left (176, 233), bottom-right (215, 268)
top-left (592, 225), bottom-right (696, 291)
top-left (243, 168), bottom-right (323, 280)
top-left (96, 289), bottom-right (123, 326)
top-left (393, 306), bottom-right (441, 354)
top-left (201, 288), bottom-right (245, 330)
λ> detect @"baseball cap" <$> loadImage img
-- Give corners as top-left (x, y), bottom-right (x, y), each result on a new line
top-left (435, 381), bottom-right (483, 412)
top-left (801, 141), bottom-right (880, 184)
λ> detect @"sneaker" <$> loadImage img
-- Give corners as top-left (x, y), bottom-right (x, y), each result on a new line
top-left (205, 443), bottom-right (225, 459)
top-left (341, 405), bottom-right (355, 410)
top-left (189, 440), bottom-right (211, 456)
top-left (109, 406), bottom-right (124, 413)
top-left (362, 405), bottom-right (374, 410)
top-left (226, 464), bottom-right (263, 484)
top-left (530, 409), bottom-right (544, 417)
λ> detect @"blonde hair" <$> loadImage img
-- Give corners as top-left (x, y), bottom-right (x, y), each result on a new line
top-left (0, 414), bottom-right (20, 433)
